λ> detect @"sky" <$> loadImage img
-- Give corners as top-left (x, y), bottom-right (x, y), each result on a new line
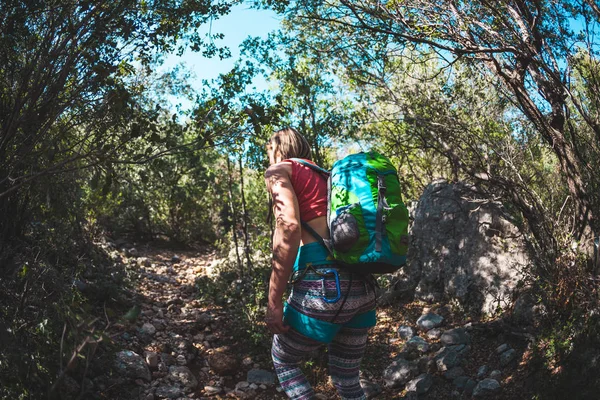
top-left (158, 4), bottom-right (282, 111)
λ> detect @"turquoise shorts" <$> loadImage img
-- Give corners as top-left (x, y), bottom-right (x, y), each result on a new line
top-left (283, 242), bottom-right (377, 343)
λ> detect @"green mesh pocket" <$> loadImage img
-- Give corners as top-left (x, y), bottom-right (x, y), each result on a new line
top-left (383, 174), bottom-right (409, 256)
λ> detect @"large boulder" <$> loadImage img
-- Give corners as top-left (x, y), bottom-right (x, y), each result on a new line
top-left (394, 180), bottom-right (528, 315)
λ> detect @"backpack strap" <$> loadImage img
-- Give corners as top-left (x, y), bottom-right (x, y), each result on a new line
top-left (287, 158), bottom-right (331, 177)
top-left (301, 220), bottom-right (334, 257)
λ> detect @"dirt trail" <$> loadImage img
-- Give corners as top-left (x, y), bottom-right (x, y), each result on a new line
top-left (104, 246), bottom-right (533, 400)
top-left (108, 246), bottom-right (286, 400)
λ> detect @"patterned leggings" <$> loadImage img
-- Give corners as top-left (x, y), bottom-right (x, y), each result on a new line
top-left (272, 327), bottom-right (369, 400)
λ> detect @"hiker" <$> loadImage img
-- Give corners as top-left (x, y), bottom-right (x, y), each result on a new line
top-left (264, 127), bottom-right (377, 400)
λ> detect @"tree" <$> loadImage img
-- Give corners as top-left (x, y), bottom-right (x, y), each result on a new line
top-left (241, 33), bottom-right (362, 167)
top-left (263, 0), bottom-right (600, 246)
top-left (0, 0), bottom-right (236, 241)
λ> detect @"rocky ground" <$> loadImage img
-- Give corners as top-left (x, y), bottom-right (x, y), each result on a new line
top-left (90, 245), bottom-right (539, 400)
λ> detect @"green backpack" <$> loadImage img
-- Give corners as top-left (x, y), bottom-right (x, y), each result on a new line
top-left (291, 151), bottom-right (409, 274)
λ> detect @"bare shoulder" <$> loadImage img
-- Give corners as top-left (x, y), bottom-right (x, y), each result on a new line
top-left (265, 161), bottom-right (292, 179)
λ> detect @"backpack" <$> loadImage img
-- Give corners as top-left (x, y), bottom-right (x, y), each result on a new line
top-left (291, 151), bottom-right (409, 274)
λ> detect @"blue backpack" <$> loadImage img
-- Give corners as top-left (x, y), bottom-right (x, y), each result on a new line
top-left (291, 151), bottom-right (409, 274)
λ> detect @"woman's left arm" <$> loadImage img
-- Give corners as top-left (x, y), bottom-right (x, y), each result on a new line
top-left (264, 162), bottom-right (301, 334)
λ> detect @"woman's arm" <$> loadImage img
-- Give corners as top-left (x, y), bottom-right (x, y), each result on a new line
top-left (264, 162), bottom-right (300, 334)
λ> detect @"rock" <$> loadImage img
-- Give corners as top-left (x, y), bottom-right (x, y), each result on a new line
top-left (145, 352), bottom-right (159, 369)
top-left (477, 365), bottom-right (489, 380)
top-left (140, 323), bottom-right (156, 336)
top-left (496, 343), bottom-right (509, 354)
top-left (176, 354), bottom-right (186, 366)
top-left (443, 366), bottom-right (465, 380)
top-left (473, 378), bottom-right (501, 397)
top-left (500, 348), bottom-right (517, 366)
top-left (464, 378), bottom-right (477, 395)
top-left (404, 336), bottom-right (429, 353)
top-left (435, 348), bottom-right (461, 372)
top-left (426, 328), bottom-right (442, 340)
top-left (172, 255), bottom-right (181, 263)
top-left (168, 366), bottom-right (198, 389)
top-left (416, 313), bottom-right (444, 331)
top-left (115, 350), bottom-right (151, 381)
top-left (247, 369), bottom-right (275, 385)
top-left (204, 385), bottom-right (222, 395)
top-left (489, 370), bottom-right (502, 380)
top-left (208, 352), bottom-right (239, 375)
top-left (383, 358), bottom-right (418, 388)
top-left (440, 328), bottom-right (470, 346)
top-left (236, 381), bottom-right (250, 390)
top-left (398, 325), bottom-right (415, 340)
top-left (511, 291), bottom-right (546, 326)
top-left (127, 247), bottom-right (139, 257)
top-left (405, 373), bottom-right (433, 394)
top-left (398, 348), bottom-right (421, 361)
top-left (448, 344), bottom-right (471, 357)
top-left (417, 356), bottom-right (437, 374)
top-left (249, 383), bottom-right (259, 390)
top-left (408, 180), bottom-right (528, 314)
top-left (360, 378), bottom-right (383, 399)
top-left (155, 385), bottom-right (183, 399)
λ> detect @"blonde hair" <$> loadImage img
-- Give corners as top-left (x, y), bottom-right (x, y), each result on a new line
top-left (268, 127), bottom-right (312, 161)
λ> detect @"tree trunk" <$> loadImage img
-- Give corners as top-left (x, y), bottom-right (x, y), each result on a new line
top-left (238, 154), bottom-right (252, 272)
top-left (226, 157), bottom-right (242, 273)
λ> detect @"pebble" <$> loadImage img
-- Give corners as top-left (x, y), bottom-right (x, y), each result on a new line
top-left (489, 370), bottom-right (502, 380)
top-left (398, 325), bottom-right (415, 340)
top-left (440, 328), bottom-right (470, 346)
top-left (477, 365), bottom-right (489, 379)
top-left (416, 313), bottom-right (444, 331)
top-left (500, 348), bottom-right (517, 366)
top-left (473, 378), bottom-right (501, 397)
top-left (496, 343), bottom-right (509, 354)
top-left (236, 381), bottom-right (250, 389)
top-left (405, 373), bottom-right (433, 394)
top-left (204, 385), bottom-right (222, 395)
top-left (139, 322), bottom-right (156, 336)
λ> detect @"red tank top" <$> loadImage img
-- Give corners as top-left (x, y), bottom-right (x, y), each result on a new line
top-left (286, 159), bottom-right (327, 222)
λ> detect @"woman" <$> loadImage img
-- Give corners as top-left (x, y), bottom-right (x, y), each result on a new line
top-left (264, 127), bottom-right (376, 400)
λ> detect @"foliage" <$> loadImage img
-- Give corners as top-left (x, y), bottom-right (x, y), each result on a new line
top-left (195, 253), bottom-right (273, 350)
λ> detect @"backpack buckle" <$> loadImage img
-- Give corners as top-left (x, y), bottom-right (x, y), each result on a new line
top-left (320, 269), bottom-right (341, 303)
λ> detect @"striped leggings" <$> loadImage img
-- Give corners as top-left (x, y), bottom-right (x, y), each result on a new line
top-left (272, 326), bottom-right (369, 400)
top-left (271, 266), bottom-right (376, 400)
